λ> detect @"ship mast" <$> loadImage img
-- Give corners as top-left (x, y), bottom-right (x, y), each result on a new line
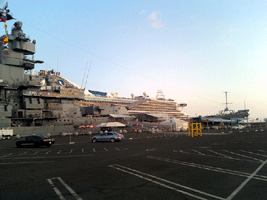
top-left (224, 91), bottom-right (232, 111)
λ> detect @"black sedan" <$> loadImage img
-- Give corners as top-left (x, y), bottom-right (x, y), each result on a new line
top-left (16, 135), bottom-right (55, 148)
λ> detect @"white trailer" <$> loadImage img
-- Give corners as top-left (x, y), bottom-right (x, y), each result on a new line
top-left (0, 128), bottom-right (14, 139)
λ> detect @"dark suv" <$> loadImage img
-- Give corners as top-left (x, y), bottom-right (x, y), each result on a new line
top-left (16, 136), bottom-right (55, 148)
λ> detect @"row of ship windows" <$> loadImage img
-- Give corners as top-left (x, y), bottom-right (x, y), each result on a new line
top-left (56, 119), bottom-right (71, 122)
top-left (80, 101), bottom-right (128, 105)
top-left (79, 102), bottom-right (175, 107)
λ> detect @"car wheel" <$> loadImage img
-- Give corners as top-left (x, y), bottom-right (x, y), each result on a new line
top-left (16, 142), bottom-right (22, 148)
top-left (92, 138), bottom-right (97, 143)
top-left (110, 138), bottom-right (115, 143)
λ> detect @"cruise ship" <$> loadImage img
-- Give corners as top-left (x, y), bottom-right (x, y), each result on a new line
top-left (81, 89), bottom-right (188, 120)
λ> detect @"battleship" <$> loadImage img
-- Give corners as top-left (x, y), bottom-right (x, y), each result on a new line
top-left (205, 92), bottom-right (249, 119)
top-left (0, 15), bottom-right (188, 134)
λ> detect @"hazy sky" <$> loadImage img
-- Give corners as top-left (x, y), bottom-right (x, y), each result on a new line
top-left (5, 0), bottom-right (267, 119)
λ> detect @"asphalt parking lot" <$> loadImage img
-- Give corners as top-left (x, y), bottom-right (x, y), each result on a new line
top-left (1, 130), bottom-right (267, 200)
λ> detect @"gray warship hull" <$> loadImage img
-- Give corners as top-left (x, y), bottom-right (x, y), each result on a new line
top-left (206, 109), bottom-right (249, 119)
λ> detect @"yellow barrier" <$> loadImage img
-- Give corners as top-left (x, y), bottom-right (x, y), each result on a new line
top-left (188, 123), bottom-right (202, 137)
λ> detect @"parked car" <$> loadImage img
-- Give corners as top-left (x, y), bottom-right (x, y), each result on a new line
top-left (92, 132), bottom-right (124, 143)
top-left (231, 124), bottom-right (245, 130)
top-left (16, 135), bottom-right (55, 147)
top-left (0, 128), bottom-right (13, 140)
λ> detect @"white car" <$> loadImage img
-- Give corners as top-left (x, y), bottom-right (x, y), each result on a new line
top-left (232, 124), bottom-right (245, 130)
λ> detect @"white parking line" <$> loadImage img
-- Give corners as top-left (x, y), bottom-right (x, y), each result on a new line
top-left (146, 149), bottom-right (156, 152)
top-left (147, 156), bottom-right (267, 182)
top-left (82, 148), bottom-right (84, 153)
top-left (93, 148), bottom-right (96, 152)
top-left (240, 150), bottom-right (267, 158)
top-left (33, 152), bottom-right (38, 155)
top-left (174, 149), bottom-right (217, 157)
top-left (47, 178), bottom-right (66, 200)
top-left (46, 150), bottom-right (51, 155)
top-left (18, 152), bottom-right (27, 156)
top-left (57, 150), bottom-right (62, 154)
top-left (1, 153), bottom-right (12, 158)
top-left (109, 164), bottom-right (224, 200)
top-left (47, 177), bottom-right (83, 200)
top-left (174, 149), bottom-right (260, 162)
top-left (69, 149), bottom-right (73, 154)
top-left (115, 148), bottom-right (120, 151)
top-left (226, 159), bottom-right (267, 200)
top-left (207, 150), bottom-right (233, 159)
top-left (192, 149), bottom-right (205, 155)
top-left (223, 150), bottom-right (264, 162)
top-left (57, 177), bottom-right (83, 200)
top-left (104, 148), bottom-right (108, 151)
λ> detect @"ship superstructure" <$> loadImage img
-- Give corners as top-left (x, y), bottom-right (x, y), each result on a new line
top-left (81, 90), bottom-right (188, 120)
top-left (0, 20), bottom-right (188, 128)
top-left (0, 21), bottom-right (105, 127)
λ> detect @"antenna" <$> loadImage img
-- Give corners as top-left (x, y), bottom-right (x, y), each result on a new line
top-left (81, 62), bottom-right (88, 88)
top-left (84, 61), bottom-right (92, 89)
top-left (224, 91), bottom-right (232, 111)
top-left (57, 56), bottom-right (58, 72)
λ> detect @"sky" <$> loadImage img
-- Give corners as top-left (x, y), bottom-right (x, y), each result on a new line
top-left (4, 0), bottom-right (267, 119)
